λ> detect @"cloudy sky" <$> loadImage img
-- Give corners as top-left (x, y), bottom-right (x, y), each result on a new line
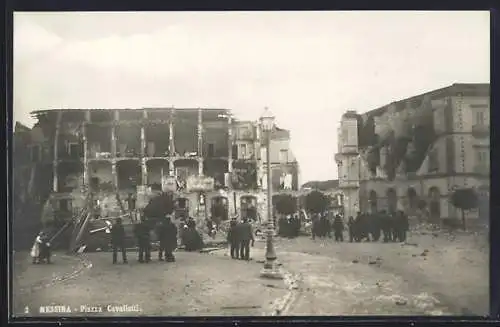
top-left (13, 11), bottom-right (490, 184)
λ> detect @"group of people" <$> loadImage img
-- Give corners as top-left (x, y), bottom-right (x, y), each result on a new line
top-left (226, 218), bottom-right (256, 260)
top-left (309, 210), bottom-right (409, 243)
top-left (30, 231), bottom-right (52, 264)
top-left (348, 210), bottom-right (409, 243)
top-left (311, 214), bottom-right (344, 240)
top-left (277, 214), bottom-right (301, 238)
top-left (109, 215), bottom-right (182, 264)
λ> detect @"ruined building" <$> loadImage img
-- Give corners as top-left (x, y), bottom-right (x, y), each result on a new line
top-left (335, 83), bottom-right (490, 224)
top-left (13, 108), bottom-right (300, 231)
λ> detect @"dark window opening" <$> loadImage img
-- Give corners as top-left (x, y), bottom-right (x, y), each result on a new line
top-left (208, 143), bottom-right (215, 158)
top-left (211, 197), bottom-right (228, 221)
top-left (60, 199), bottom-right (71, 212)
top-left (69, 143), bottom-right (80, 159)
top-left (90, 177), bottom-right (100, 192)
top-left (177, 198), bottom-right (187, 209)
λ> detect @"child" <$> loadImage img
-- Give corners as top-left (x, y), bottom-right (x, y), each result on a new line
top-left (38, 232), bottom-right (52, 264)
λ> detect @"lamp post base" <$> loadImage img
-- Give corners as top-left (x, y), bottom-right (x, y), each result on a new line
top-left (260, 260), bottom-right (284, 280)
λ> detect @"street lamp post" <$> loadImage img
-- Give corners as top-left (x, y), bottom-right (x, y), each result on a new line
top-left (260, 107), bottom-right (283, 279)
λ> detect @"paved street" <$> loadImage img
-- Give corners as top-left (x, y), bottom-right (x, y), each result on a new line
top-left (12, 228), bottom-right (488, 317)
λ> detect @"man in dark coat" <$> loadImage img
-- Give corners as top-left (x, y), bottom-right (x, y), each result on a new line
top-left (347, 216), bottom-right (355, 242)
top-left (134, 217), bottom-right (151, 263)
top-left (227, 219), bottom-right (240, 259)
top-left (370, 212), bottom-right (381, 242)
top-left (380, 210), bottom-right (392, 243)
top-left (333, 215), bottom-right (344, 242)
top-left (156, 218), bottom-right (168, 261)
top-left (390, 212), bottom-right (399, 242)
top-left (360, 213), bottom-right (371, 241)
top-left (319, 215), bottom-right (330, 238)
top-left (38, 232), bottom-right (52, 264)
top-left (238, 219), bottom-right (254, 260)
top-left (311, 214), bottom-right (320, 240)
top-left (396, 210), bottom-right (409, 242)
top-left (111, 218), bottom-right (127, 264)
top-left (353, 212), bottom-right (363, 242)
top-left (162, 216), bottom-right (178, 262)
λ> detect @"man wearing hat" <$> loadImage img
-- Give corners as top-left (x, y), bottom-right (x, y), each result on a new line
top-left (111, 217), bottom-right (127, 264)
top-left (227, 218), bottom-right (240, 259)
top-left (238, 218), bottom-right (255, 261)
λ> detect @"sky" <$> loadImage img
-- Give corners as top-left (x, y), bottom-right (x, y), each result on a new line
top-left (13, 11), bottom-right (490, 184)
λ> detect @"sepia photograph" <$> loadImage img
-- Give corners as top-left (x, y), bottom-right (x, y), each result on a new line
top-left (11, 11), bottom-right (490, 318)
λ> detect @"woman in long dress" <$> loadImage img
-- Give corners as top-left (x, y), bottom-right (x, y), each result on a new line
top-left (30, 232), bottom-right (43, 264)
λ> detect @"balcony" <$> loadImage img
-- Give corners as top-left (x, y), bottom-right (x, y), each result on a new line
top-left (472, 124), bottom-right (490, 138)
top-left (474, 164), bottom-right (490, 176)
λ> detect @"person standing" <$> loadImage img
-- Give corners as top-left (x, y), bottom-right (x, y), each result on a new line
top-left (31, 232), bottom-right (42, 264)
top-left (333, 215), bottom-right (344, 242)
top-left (238, 219), bottom-right (254, 261)
top-left (227, 219), bottom-right (240, 259)
top-left (347, 216), bottom-right (355, 243)
top-left (127, 193), bottom-right (136, 212)
top-left (163, 216), bottom-right (178, 262)
top-left (380, 210), bottom-right (392, 243)
top-left (353, 212), bottom-right (363, 242)
top-left (311, 214), bottom-right (320, 240)
top-left (156, 218), bottom-right (168, 261)
top-left (111, 218), bottom-right (127, 264)
top-left (134, 217), bottom-right (151, 263)
top-left (370, 212), bottom-right (382, 242)
top-left (397, 210), bottom-right (409, 242)
top-left (390, 212), bottom-right (399, 242)
top-left (38, 232), bottom-right (52, 264)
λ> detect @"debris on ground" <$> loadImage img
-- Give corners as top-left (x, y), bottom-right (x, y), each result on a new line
top-left (396, 299), bottom-right (408, 306)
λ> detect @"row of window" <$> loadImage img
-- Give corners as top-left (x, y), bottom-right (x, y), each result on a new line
top-left (428, 147), bottom-right (489, 173)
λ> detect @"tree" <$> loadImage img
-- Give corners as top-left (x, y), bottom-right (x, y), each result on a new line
top-left (143, 192), bottom-right (175, 225)
top-left (449, 188), bottom-right (479, 231)
top-left (305, 191), bottom-right (330, 214)
top-left (273, 194), bottom-right (297, 216)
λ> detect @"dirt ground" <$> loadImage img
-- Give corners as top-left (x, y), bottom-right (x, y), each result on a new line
top-left (12, 249), bottom-right (288, 317)
top-left (250, 228), bottom-right (489, 316)
top-left (11, 227), bottom-right (489, 317)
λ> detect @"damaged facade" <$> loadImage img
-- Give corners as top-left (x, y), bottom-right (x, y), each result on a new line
top-left (14, 108), bottom-right (300, 227)
top-left (335, 83), bottom-right (490, 223)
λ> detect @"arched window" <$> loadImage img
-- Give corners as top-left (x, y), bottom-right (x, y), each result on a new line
top-left (407, 187), bottom-right (417, 209)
